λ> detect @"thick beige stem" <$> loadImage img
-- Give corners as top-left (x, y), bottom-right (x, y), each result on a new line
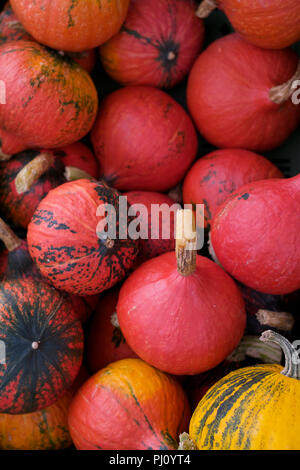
top-left (196, 0), bottom-right (217, 18)
top-left (14, 152), bottom-right (54, 194)
top-left (256, 309), bottom-right (295, 332)
top-left (176, 209), bottom-right (197, 276)
top-left (0, 217), bottom-right (22, 251)
top-left (64, 166), bottom-right (93, 182)
top-left (227, 335), bottom-right (282, 364)
top-left (178, 433), bottom-right (197, 450)
top-left (269, 60), bottom-right (300, 105)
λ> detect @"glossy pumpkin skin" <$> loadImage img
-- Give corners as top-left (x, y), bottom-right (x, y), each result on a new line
top-left (187, 34), bottom-right (300, 152)
top-left (211, 175), bottom-right (300, 295)
top-left (0, 5), bottom-right (97, 73)
top-left (91, 86), bottom-right (198, 192)
top-left (183, 149), bottom-right (283, 229)
top-left (0, 151), bottom-right (66, 229)
top-left (68, 358), bottom-right (191, 450)
top-left (0, 40), bottom-right (98, 155)
top-left (126, 191), bottom-right (179, 263)
top-left (100, 0), bottom-right (204, 89)
top-left (190, 363), bottom-right (300, 450)
top-left (87, 287), bottom-right (137, 373)
top-left (117, 253), bottom-right (246, 375)
top-left (27, 179), bottom-right (139, 296)
top-left (10, 0), bottom-right (130, 52)
top-left (218, 0), bottom-right (300, 49)
top-left (0, 279), bottom-right (84, 414)
top-left (0, 239), bottom-right (41, 283)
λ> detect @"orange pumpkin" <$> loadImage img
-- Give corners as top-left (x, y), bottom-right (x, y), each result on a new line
top-left (10, 0), bottom-right (130, 52)
top-left (68, 358), bottom-right (190, 450)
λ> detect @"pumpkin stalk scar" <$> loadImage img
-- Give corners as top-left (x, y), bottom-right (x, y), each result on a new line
top-left (260, 330), bottom-right (300, 379)
top-left (196, 0), bottom-right (217, 19)
top-left (176, 209), bottom-right (197, 276)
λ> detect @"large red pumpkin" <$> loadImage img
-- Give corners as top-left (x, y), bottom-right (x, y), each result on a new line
top-left (0, 4), bottom-right (97, 73)
top-left (91, 86), bottom-right (198, 191)
top-left (187, 34), bottom-right (300, 152)
top-left (0, 40), bottom-right (98, 157)
top-left (117, 210), bottom-right (246, 375)
top-left (86, 287), bottom-right (137, 373)
top-left (182, 149), bottom-right (283, 229)
top-left (210, 174), bottom-right (300, 295)
top-left (126, 191), bottom-right (179, 263)
top-left (68, 358), bottom-right (191, 450)
top-left (0, 279), bottom-right (84, 414)
top-left (197, 0), bottom-right (300, 49)
top-left (10, 0), bottom-right (130, 52)
top-left (27, 179), bottom-right (139, 296)
top-left (100, 0), bottom-right (204, 88)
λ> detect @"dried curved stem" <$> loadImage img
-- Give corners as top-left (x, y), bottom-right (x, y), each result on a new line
top-left (260, 330), bottom-right (300, 379)
top-left (64, 166), bottom-right (94, 182)
top-left (256, 309), bottom-right (295, 332)
top-left (14, 152), bottom-right (54, 194)
top-left (196, 0), bottom-right (217, 18)
top-left (0, 217), bottom-right (22, 252)
top-left (269, 60), bottom-right (300, 105)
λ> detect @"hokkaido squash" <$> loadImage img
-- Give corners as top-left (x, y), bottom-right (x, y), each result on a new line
top-left (183, 149), bottom-right (283, 229)
top-left (100, 0), bottom-right (204, 88)
top-left (0, 40), bottom-right (98, 157)
top-left (117, 209), bottom-right (246, 375)
top-left (10, 0), bottom-right (130, 52)
top-left (91, 86), bottom-right (198, 191)
top-left (197, 0), bottom-right (300, 49)
top-left (86, 287), bottom-right (137, 373)
top-left (0, 279), bottom-right (84, 414)
top-left (183, 330), bottom-right (300, 450)
top-left (187, 34), bottom-right (300, 152)
top-left (0, 4), bottom-right (97, 73)
top-left (68, 358), bottom-right (191, 450)
top-left (210, 173), bottom-right (300, 295)
top-left (27, 179), bottom-right (139, 296)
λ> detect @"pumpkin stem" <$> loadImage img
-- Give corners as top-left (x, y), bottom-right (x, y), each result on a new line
top-left (0, 217), bottom-right (22, 252)
top-left (14, 152), bottom-right (54, 194)
top-left (111, 312), bottom-right (120, 328)
top-left (0, 146), bottom-right (12, 161)
top-left (256, 309), bottom-right (295, 332)
top-left (269, 60), bottom-right (300, 105)
top-left (260, 330), bottom-right (300, 379)
top-left (178, 433), bottom-right (197, 450)
top-left (196, 0), bottom-right (217, 18)
top-left (227, 335), bottom-right (282, 364)
top-left (176, 209), bottom-right (197, 276)
top-left (64, 166), bottom-right (94, 182)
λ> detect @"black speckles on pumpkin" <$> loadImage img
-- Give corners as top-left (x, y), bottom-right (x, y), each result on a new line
top-left (238, 193), bottom-right (250, 201)
top-left (32, 211), bottom-right (77, 233)
top-left (201, 170), bottom-right (217, 183)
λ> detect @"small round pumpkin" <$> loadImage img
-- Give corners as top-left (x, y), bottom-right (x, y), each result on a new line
top-left (0, 279), bottom-right (84, 414)
top-left (100, 0), bottom-right (204, 88)
top-left (91, 86), bottom-right (198, 191)
top-left (27, 179), bottom-right (139, 296)
top-left (86, 287), bottom-right (137, 373)
top-left (68, 358), bottom-right (191, 450)
top-left (185, 331), bottom-right (300, 450)
top-left (10, 0), bottom-right (130, 52)
top-left (0, 40), bottom-right (98, 157)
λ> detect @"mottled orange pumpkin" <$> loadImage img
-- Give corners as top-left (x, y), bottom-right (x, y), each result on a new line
top-left (10, 0), bottom-right (130, 52)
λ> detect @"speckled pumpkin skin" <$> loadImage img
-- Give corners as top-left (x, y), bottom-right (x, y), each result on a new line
top-left (0, 151), bottom-right (66, 229)
top-left (27, 179), bottom-right (139, 296)
top-left (68, 358), bottom-right (191, 450)
top-left (0, 40), bottom-right (98, 155)
top-left (10, 0), bottom-right (130, 52)
top-left (0, 279), bottom-right (84, 414)
top-left (190, 363), bottom-right (300, 450)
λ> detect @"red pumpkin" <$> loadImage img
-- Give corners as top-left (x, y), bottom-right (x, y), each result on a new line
top-left (100, 0), bottom-right (204, 88)
top-left (183, 149), bottom-right (283, 229)
top-left (187, 34), bottom-right (300, 152)
top-left (0, 279), bottom-right (84, 414)
top-left (27, 179), bottom-right (139, 296)
top-left (91, 86), bottom-right (198, 191)
top-left (0, 4), bottom-right (96, 73)
top-left (0, 40), bottom-right (98, 157)
top-left (210, 174), bottom-right (300, 295)
top-left (126, 191), bottom-right (179, 263)
top-left (117, 210), bottom-right (246, 375)
top-left (10, 0), bottom-right (130, 52)
top-left (68, 358), bottom-right (191, 450)
top-left (54, 142), bottom-right (99, 181)
top-left (87, 287), bottom-right (137, 373)
top-left (197, 0), bottom-right (300, 49)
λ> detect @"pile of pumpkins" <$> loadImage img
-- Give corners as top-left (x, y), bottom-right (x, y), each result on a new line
top-left (0, 0), bottom-right (299, 451)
